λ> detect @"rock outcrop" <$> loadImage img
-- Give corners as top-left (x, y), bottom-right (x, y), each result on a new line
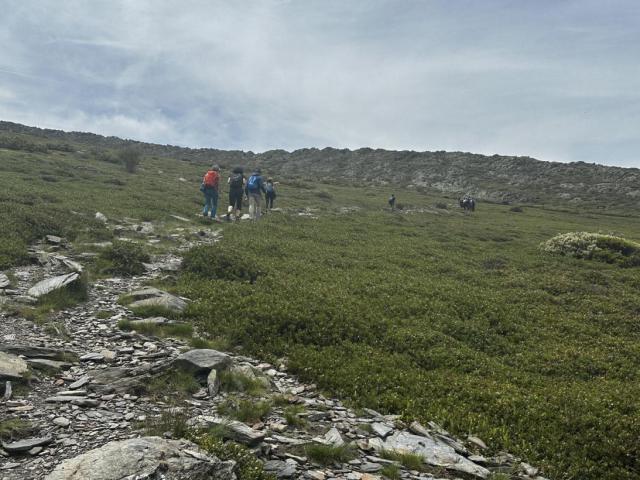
top-left (44, 437), bottom-right (236, 480)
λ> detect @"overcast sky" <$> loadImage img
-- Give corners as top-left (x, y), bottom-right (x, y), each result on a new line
top-left (1, 1), bottom-right (639, 166)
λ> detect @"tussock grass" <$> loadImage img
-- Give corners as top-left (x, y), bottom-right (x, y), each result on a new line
top-left (0, 419), bottom-right (32, 441)
top-left (380, 463), bottom-right (401, 479)
top-left (217, 397), bottom-right (272, 423)
top-left (304, 443), bottom-right (357, 465)
top-left (219, 370), bottom-right (267, 396)
top-left (380, 450), bottom-right (424, 471)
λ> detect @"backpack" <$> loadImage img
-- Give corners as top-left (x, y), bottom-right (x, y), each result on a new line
top-left (247, 175), bottom-right (260, 191)
top-left (266, 182), bottom-right (274, 193)
top-left (229, 173), bottom-right (243, 189)
top-left (203, 170), bottom-right (219, 188)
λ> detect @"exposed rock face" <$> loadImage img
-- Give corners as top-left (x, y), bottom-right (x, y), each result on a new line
top-left (126, 287), bottom-right (188, 313)
top-left (27, 272), bottom-right (80, 298)
top-left (0, 351), bottom-right (29, 380)
top-left (376, 431), bottom-right (490, 478)
top-left (43, 437), bottom-right (236, 480)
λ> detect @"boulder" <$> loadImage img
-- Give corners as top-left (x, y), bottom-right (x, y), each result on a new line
top-left (371, 422), bottom-right (393, 438)
top-left (378, 431), bottom-right (490, 478)
top-left (0, 344), bottom-right (75, 360)
top-left (0, 273), bottom-right (10, 289)
top-left (172, 349), bottom-right (231, 376)
top-left (0, 351), bottom-right (29, 381)
top-left (95, 212), bottom-right (108, 223)
top-left (324, 427), bottom-right (344, 446)
top-left (27, 272), bottom-right (80, 298)
top-left (127, 287), bottom-right (188, 313)
top-left (26, 358), bottom-right (72, 372)
top-left (188, 415), bottom-right (265, 446)
top-left (2, 436), bottom-right (52, 454)
top-left (44, 436), bottom-right (236, 480)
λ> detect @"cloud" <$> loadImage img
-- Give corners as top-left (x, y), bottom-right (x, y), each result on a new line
top-left (0, 0), bottom-right (639, 166)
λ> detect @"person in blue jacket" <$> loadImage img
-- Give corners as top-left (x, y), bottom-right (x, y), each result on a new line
top-left (245, 168), bottom-right (266, 221)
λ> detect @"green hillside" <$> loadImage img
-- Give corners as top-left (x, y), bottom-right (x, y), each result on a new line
top-left (1, 125), bottom-right (640, 479)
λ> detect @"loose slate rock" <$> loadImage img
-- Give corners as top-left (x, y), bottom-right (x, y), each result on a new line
top-left (172, 349), bottom-right (231, 376)
top-left (188, 415), bottom-right (265, 446)
top-left (379, 431), bottom-right (490, 478)
top-left (26, 358), bottom-right (72, 371)
top-left (44, 436), bottom-right (236, 480)
top-left (27, 272), bottom-right (80, 298)
top-left (2, 436), bottom-right (52, 454)
top-left (126, 287), bottom-right (188, 313)
top-left (0, 351), bottom-right (29, 381)
top-left (0, 273), bottom-right (10, 289)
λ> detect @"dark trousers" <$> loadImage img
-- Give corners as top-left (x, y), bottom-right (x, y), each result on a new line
top-left (266, 192), bottom-right (276, 209)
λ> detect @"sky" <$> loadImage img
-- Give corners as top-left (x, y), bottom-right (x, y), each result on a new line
top-left (0, 0), bottom-right (639, 167)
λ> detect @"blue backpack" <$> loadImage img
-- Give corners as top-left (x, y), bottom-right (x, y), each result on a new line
top-left (247, 175), bottom-right (260, 191)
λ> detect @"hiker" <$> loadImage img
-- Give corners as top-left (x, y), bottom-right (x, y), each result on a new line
top-left (245, 168), bottom-right (266, 221)
top-left (388, 194), bottom-right (396, 211)
top-left (201, 164), bottom-right (220, 220)
top-left (226, 166), bottom-right (245, 221)
top-left (265, 177), bottom-right (277, 211)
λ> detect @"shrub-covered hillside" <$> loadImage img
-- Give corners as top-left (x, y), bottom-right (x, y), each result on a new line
top-left (2, 126), bottom-right (640, 479)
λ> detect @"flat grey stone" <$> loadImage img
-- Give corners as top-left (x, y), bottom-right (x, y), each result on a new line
top-left (80, 352), bottom-right (105, 362)
top-left (371, 422), bottom-right (393, 438)
top-left (324, 427), bottom-right (344, 446)
top-left (0, 351), bottom-right (29, 381)
top-left (44, 436), bottom-right (235, 480)
top-left (27, 272), bottom-right (80, 298)
top-left (53, 417), bottom-right (71, 427)
top-left (0, 344), bottom-right (74, 360)
top-left (26, 358), bottom-right (72, 371)
top-left (188, 415), bottom-right (265, 446)
top-left (0, 273), bottom-right (10, 289)
top-left (2, 436), bottom-right (52, 454)
top-left (379, 431), bottom-right (490, 478)
top-left (172, 349), bottom-right (231, 376)
top-left (69, 375), bottom-right (91, 389)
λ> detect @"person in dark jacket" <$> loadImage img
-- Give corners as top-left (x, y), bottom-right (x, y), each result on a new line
top-left (245, 168), bottom-right (266, 221)
top-left (226, 166), bottom-right (245, 221)
top-left (265, 177), bottom-right (277, 211)
top-left (388, 194), bottom-right (396, 211)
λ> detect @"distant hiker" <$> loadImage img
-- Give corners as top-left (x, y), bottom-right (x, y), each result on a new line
top-left (226, 166), bottom-right (245, 221)
top-left (459, 195), bottom-right (475, 212)
top-left (245, 168), bottom-right (266, 221)
top-left (201, 164), bottom-right (220, 220)
top-left (265, 177), bottom-right (277, 211)
top-left (388, 194), bottom-right (396, 211)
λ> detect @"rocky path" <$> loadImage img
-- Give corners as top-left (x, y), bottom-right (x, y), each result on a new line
top-left (1, 222), bottom-right (547, 480)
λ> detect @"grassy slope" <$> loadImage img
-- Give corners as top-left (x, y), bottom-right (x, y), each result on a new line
top-left (179, 186), bottom-right (640, 480)
top-left (2, 142), bottom-right (640, 479)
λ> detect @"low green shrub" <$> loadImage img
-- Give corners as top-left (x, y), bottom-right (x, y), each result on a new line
top-left (380, 463), bottom-right (401, 479)
top-left (219, 370), bottom-right (267, 396)
top-left (182, 245), bottom-right (261, 283)
top-left (541, 232), bottom-right (640, 267)
top-left (283, 405), bottom-right (307, 428)
top-left (99, 240), bottom-right (150, 276)
top-left (217, 397), bottom-right (271, 423)
top-left (195, 434), bottom-right (275, 480)
top-left (0, 419), bottom-right (32, 441)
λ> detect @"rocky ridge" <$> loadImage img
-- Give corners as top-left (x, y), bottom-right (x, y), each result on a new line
top-left (1, 218), bottom-right (547, 480)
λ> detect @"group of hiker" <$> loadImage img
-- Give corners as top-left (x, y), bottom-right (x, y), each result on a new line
top-left (201, 165), bottom-right (276, 222)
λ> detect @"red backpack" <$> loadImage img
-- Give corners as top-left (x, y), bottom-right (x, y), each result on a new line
top-left (203, 170), bottom-right (219, 188)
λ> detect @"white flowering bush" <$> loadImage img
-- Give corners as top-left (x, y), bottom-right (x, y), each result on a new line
top-left (540, 232), bottom-right (640, 266)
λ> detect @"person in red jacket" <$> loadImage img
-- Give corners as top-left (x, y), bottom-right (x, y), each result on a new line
top-left (201, 164), bottom-right (220, 219)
